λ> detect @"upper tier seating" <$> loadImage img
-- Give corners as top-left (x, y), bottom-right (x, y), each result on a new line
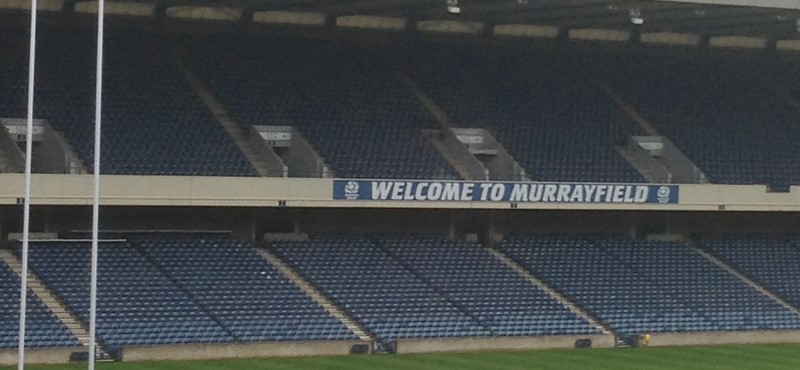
top-left (137, 235), bottom-right (356, 342)
top-left (271, 237), bottom-right (490, 341)
top-left (409, 47), bottom-right (644, 183)
top-left (25, 241), bottom-right (234, 346)
top-left (598, 54), bottom-right (800, 190)
top-left (189, 37), bottom-right (460, 180)
top-left (384, 236), bottom-right (598, 336)
top-left (0, 27), bottom-right (256, 176)
top-left (501, 236), bottom-right (800, 334)
top-left (4, 24), bottom-right (799, 185)
top-left (706, 236), bottom-right (800, 309)
top-left (0, 260), bottom-right (80, 348)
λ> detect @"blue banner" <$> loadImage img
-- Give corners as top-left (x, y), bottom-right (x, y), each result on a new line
top-left (333, 180), bottom-right (679, 204)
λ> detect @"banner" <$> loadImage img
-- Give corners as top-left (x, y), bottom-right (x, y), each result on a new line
top-left (333, 180), bottom-right (679, 204)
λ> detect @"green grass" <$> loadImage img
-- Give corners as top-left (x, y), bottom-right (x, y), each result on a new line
top-left (6, 344), bottom-right (800, 370)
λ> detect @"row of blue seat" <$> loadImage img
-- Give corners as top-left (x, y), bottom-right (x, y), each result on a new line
top-left (500, 236), bottom-right (800, 334)
top-left (3, 26), bottom-right (800, 186)
top-left (7, 233), bottom-right (800, 348)
top-left (0, 27), bottom-right (257, 177)
top-left (0, 261), bottom-right (80, 348)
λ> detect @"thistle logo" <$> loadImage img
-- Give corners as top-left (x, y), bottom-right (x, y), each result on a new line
top-left (657, 186), bottom-right (671, 203)
top-left (344, 181), bottom-right (360, 200)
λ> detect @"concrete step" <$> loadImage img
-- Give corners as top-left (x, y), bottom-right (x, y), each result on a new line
top-left (255, 248), bottom-right (374, 343)
top-left (487, 247), bottom-right (611, 335)
top-left (0, 250), bottom-right (97, 350)
top-left (429, 136), bottom-right (473, 180)
top-left (616, 146), bottom-right (660, 183)
top-left (52, 130), bottom-right (88, 173)
top-left (693, 245), bottom-right (800, 316)
top-left (592, 78), bottom-right (659, 136)
top-left (175, 53), bottom-right (271, 178)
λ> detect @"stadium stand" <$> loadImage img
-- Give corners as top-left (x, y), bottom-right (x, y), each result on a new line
top-left (6, 24), bottom-right (800, 185)
top-left (5, 21), bottom-right (800, 187)
top-left (408, 47), bottom-right (644, 183)
top-left (188, 37), bottom-right (460, 180)
top-left (383, 236), bottom-right (599, 336)
top-left (706, 237), bottom-right (800, 309)
top-left (500, 236), bottom-right (800, 334)
top-left (0, 27), bottom-right (256, 176)
top-left (0, 261), bottom-right (80, 348)
top-left (136, 234), bottom-right (357, 342)
top-left (598, 53), bottom-right (800, 190)
top-left (23, 241), bottom-right (235, 346)
top-left (9, 229), bottom-right (800, 352)
top-left (271, 237), bottom-right (491, 341)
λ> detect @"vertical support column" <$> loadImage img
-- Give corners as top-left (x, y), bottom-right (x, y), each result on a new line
top-left (487, 210), bottom-right (496, 243)
top-left (448, 211), bottom-right (456, 240)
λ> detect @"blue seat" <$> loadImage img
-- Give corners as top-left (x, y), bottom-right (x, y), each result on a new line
top-left (188, 38), bottom-right (460, 180)
top-left (23, 240), bottom-right (234, 346)
top-left (138, 234), bottom-right (356, 342)
top-left (0, 27), bottom-right (257, 177)
top-left (384, 236), bottom-right (598, 336)
top-left (501, 235), bottom-right (800, 335)
top-left (0, 261), bottom-right (81, 348)
top-left (707, 236), bottom-right (800, 309)
top-left (272, 237), bottom-right (490, 341)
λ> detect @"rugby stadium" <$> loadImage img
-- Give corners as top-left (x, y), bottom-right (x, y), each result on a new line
top-left (2, 0), bottom-right (800, 369)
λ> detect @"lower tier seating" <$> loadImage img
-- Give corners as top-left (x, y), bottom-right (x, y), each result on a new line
top-left (384, 236), bottom-right (598, 336)
top-left (25, 241), bottom-right (234, 346)
top-left (0, 262), bottom-right (80, 348)
top-left (137, 235), bottom-right (356, 342)
top-left (706, 236), bottom-right (800, 309)
top-left (271, 237), bottom-right (491, 341)
top-left (14, 232), bottom-right (800, 348)
top-left (501, 236), bottom-right (800, 334)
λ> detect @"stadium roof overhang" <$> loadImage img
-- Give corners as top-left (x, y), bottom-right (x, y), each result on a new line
top-left (5, 0), bottom-right (800, 47)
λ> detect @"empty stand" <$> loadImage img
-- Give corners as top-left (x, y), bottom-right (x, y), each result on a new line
top-left (24, 241), bottom-right (234, 346)
top-left (501, 236), bottom-right (800, 334)
top-left (0, 26), bottom-right (256, 176)
top-left (599, 54), bottom-right (800, 190)
top-left (0, 259), bottom-right (80, 348)
top-left (4, 23), bottom-right (800, 185)
top-left (384, 236), bottom-right (599, 336)
top-left (189, 37), bottom-right (460, 180)
top-left (409, 47), bottom-right (644, 183)
top-left (271, 237), bottom-right (490, 341)
top-left (138, 235), bottom-right (357, 342)
top-left (706, 237), bottom-right (800, 310)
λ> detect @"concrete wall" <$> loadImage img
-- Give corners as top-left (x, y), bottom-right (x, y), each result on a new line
top-left (297, 208), bottom-right (456, 235)
top-left (121, 340), bottom-right (368, 362)
top-left (649, 330), bottom-right (800, 347)
top-left (6, 206), bottom-right (800, 242)
top-left (0, 347), bottom-right (79, 366)
top-left (397, 335), bottom-right (615, 354)
top-left (0, 174), bottom-right (797, 211)
top-left (36, 126), bottom-right (73, 174)
top-left (4, 331), bottom-right (800, 366)
top-left (0, 125), bottom-right (23, 173)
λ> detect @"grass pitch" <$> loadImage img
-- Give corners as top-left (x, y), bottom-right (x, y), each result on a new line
top-left (6, 344), bottom-right (800, 370)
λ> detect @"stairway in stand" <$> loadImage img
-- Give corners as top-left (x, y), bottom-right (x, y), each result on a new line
top-left (255, 247), bottom-right (375, 344)
top-left (486, 247), bottom-right (612, 335)
top-left (0, 249), bottom-right (114, 362)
